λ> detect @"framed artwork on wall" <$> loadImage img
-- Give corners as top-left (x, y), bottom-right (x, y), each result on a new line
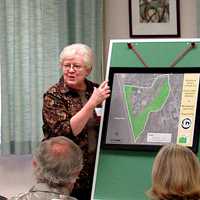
top-left (129, 0), bottom-right (180, 38)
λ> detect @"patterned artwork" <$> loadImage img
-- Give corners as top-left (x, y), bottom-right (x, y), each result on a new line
top-left (139, 0), bottom-right (169, 23)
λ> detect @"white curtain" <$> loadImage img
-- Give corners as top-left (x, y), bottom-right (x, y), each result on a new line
top-left (0, 0), bottom-right (103, 154)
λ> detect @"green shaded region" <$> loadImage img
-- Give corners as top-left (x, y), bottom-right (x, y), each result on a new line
top-left (123, 79), bottom-right (170, 140)
top-left (179, 136), bottom-right (187, 144)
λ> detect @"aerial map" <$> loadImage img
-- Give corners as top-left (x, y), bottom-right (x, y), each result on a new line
top-left (105, 72), bottom-right (199, 147)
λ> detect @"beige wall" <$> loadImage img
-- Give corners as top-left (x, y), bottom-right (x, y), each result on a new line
top-left (104, 0), bottom-right (197, 56)
top-left (0, 155), bottom-right (35, 198)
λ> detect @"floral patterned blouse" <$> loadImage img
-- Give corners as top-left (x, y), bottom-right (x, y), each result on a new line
top-left (42, 76), bottom-right (100, 199)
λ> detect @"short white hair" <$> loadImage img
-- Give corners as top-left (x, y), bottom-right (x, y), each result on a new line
top-left (59, 43), bottom-right (94, 69)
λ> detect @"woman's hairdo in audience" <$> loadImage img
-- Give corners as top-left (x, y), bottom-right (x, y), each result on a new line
top-left (147, 144), bottom-right (200, 200)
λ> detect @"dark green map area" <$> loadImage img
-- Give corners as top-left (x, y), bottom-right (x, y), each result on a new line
top-left (123, 79), bottom-right (170, 140)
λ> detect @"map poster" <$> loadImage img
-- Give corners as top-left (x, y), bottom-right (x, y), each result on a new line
top-left (102, 67), bottom-right (200, 152)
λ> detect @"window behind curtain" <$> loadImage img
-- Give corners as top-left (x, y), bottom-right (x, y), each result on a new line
top-left (0, 0), bottom-right (103, 154)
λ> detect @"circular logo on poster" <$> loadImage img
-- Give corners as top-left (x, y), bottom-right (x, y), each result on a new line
top-left (181, 118), bottom-right (192, 129)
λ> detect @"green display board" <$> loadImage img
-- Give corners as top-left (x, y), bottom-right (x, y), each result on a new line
top-left (93, 39), bottom-right (200, 200)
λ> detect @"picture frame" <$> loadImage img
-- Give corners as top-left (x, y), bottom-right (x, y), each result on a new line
top-left (129, 0), bottom-right (180, 38)
top-left (101, 67), bottom-right (200, 153)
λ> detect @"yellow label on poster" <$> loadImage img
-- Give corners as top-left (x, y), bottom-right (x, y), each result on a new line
top-left (177, 74), bottom-right (199, 146)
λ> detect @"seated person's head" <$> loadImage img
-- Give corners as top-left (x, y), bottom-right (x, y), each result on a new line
top-left (33, 136), bottom-right (83, 192)
top-left (147, 144), bottom-right (200, 200)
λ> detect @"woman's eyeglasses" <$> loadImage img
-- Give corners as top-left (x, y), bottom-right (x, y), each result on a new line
top-left (63, 63), bottom-right (82, 71)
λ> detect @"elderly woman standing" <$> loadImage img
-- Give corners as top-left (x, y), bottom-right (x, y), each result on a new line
top-left (42, 43), bottom-right (110, 200)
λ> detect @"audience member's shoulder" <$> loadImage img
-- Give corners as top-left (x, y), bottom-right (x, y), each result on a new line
top-left (50, 195), bottom-right (78, 200)
top-left (9, 193), bottom-right (78, 200)
top-left (8, 192), bottom-right (32, 200)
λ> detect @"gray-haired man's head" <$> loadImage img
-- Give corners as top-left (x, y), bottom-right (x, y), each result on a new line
top-left (33, 136), bottom-right (83, 189)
